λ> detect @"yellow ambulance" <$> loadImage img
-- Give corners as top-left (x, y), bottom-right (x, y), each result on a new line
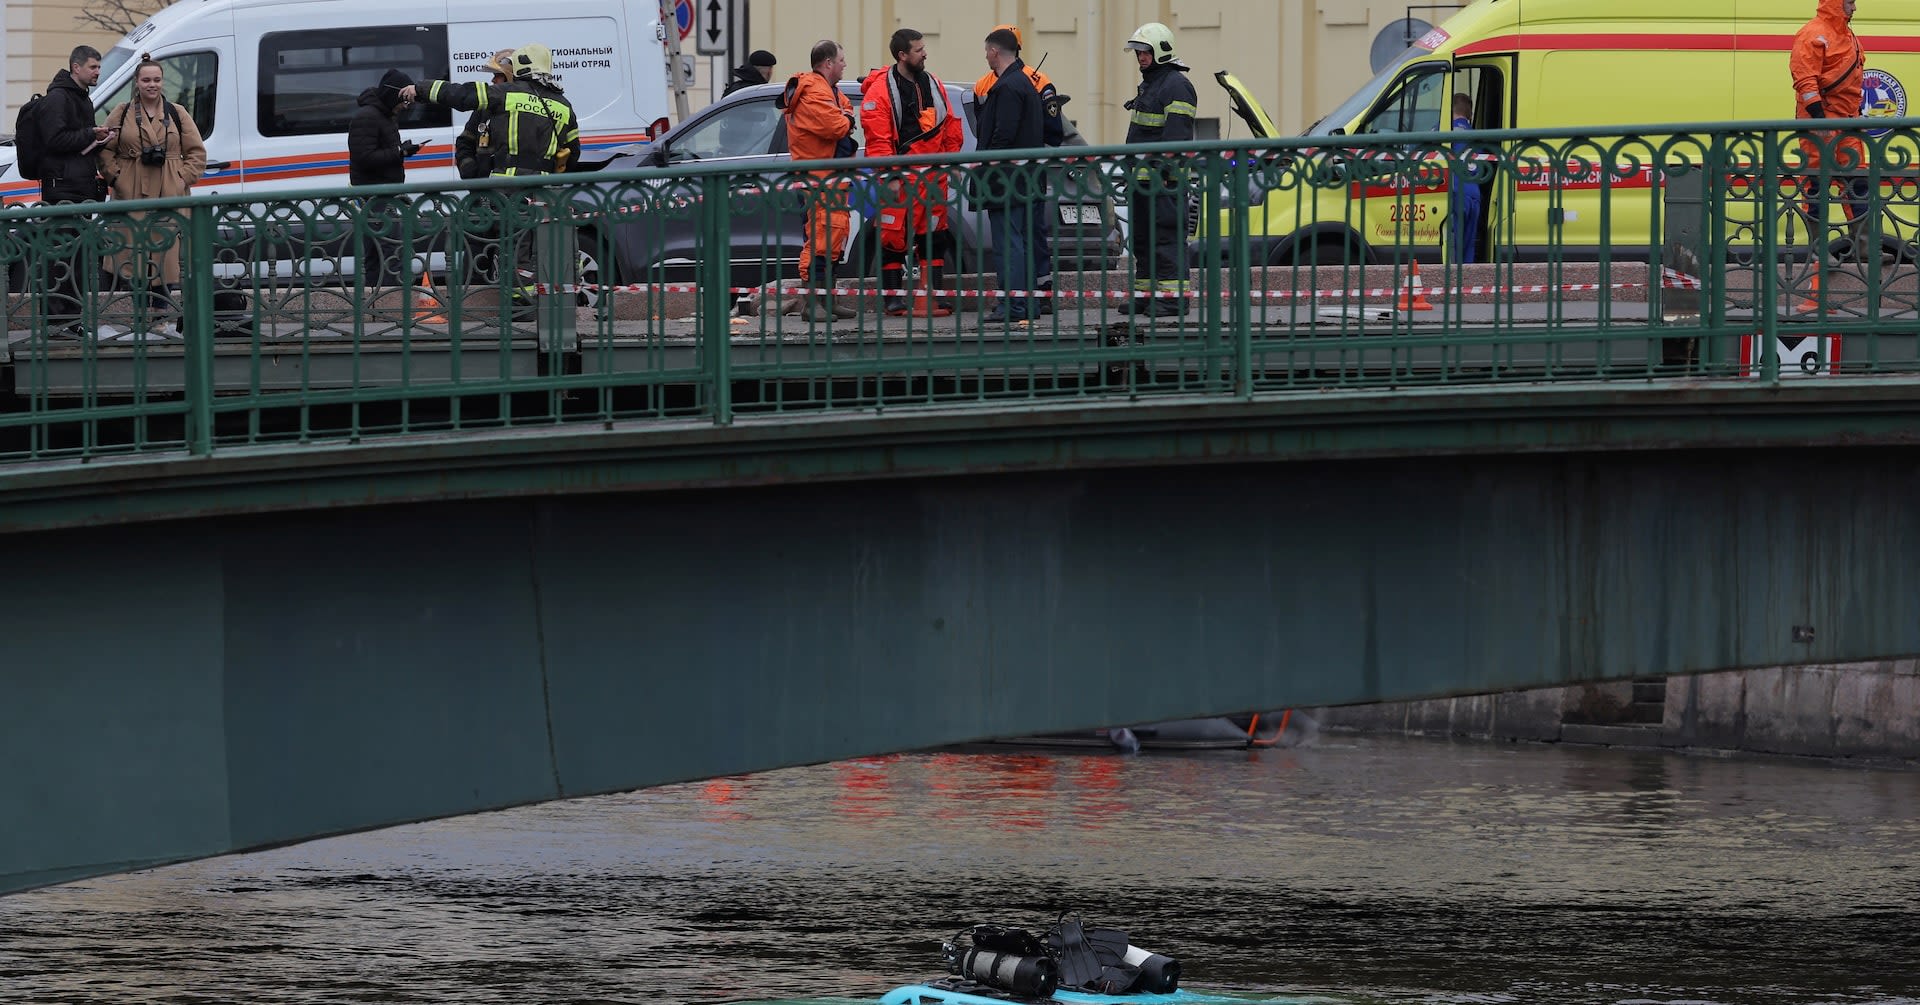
top-left (1210, 0), bottom-right (1920, 266)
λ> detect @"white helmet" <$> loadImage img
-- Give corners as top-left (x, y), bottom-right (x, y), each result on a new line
top-left (1125, 22), bottom-right (1177, 65)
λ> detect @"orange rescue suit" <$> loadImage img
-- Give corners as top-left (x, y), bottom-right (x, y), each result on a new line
top-left (1791, 0), bottom-right (1866, 169)
top-left (861, 66), bottom-right (963, 254)
top-left (780, 71), bottom-right (855, 277)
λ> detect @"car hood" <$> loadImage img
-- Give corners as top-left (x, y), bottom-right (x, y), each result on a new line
top-left (1215, 71), bottom-right (1279, 140)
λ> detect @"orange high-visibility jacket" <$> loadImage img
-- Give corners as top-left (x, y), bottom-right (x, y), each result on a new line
top-left (780, 71), bottom-right (854, 163)
top-left (860, 66), bottom-right (962, 159)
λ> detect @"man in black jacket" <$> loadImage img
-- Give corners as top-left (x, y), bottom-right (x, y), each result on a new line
top-left (348, 68), bottom-right (419, 286)
top-left (976, 28), bottom-right (1044, 323)
top-left (723, 50), bottom-right (777, 96)
top-left (37, 46), bottom-right (114, 336)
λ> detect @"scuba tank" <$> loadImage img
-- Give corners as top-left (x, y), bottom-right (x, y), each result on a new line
top-left (943, 925), bottom-right (1059, 999)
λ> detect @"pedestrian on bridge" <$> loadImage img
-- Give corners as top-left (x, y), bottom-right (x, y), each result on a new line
top-left (1121, 22), bottom-right (1197, 320)
top-left (779, 39), bottom-right (858, 322)
top-left (1791, 0), bottom-right (1871, 262)
top-left (100, 56), bottom-right (208, 339)
top-left (861, 28), bottom-right (963, 316)
top-left (973, 25), bottom-right (1064, 314)
top-left (976, 26), bottom-right (1044, 324)
top-left (347, 68), bottom-right (420, 288)
top-left (401, 44), bottom-right (582, 304)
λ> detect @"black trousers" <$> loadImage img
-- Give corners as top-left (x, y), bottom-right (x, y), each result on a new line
top-left (1129, 188), bottom-right (1186, 289)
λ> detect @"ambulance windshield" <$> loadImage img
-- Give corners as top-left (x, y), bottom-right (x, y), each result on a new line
top-left (1306, 46), bottom-right (1427, 137)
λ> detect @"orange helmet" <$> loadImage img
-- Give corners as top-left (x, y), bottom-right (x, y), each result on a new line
top-left (992, 24), bottom-right (1023, 49)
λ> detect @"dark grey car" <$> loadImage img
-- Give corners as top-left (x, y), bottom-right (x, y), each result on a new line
top-left (579, 79), bottom-right (1125, 284)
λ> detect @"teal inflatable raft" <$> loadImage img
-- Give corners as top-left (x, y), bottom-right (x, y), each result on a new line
top-left (881, 984), bottom-right (1257, 1005)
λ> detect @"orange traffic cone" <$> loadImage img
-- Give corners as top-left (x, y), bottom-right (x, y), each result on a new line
top-left (1396, 259), bottom-right (1434, 311)
top-left (1794, 271), bottom-right (1821, 314)
top-left (411, 270), bottom-right (447, 324)
top-left (909, 268), bottom-right (952, 318)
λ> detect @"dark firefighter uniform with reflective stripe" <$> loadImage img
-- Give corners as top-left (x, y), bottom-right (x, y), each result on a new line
top-left (1124, 61), bottom-right (1198, 309)
top-left (416, 78), bottom-right (582, 176)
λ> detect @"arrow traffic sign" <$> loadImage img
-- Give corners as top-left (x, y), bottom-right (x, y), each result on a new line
top-left (696, 0), bottom-right (729, 55)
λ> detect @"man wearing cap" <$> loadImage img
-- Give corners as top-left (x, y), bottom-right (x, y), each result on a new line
top-left (348, 68), bottom-right (420, 286)
top-left (725, 50), bottom-right (779, 96)
top-left (861, 28), bottom-right (964, 315)
top-left (401, 43), bottom-right (580, 177)
top-left (1121, 22), bottom-right (1197, 319)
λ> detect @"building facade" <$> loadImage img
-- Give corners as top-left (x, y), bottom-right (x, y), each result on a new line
top-left (754, 0), bottom-right (1403, 145)
top-left (9, 1), bottom-right (1404, 142)
top-left (6, 0), bottom-right (125, 122)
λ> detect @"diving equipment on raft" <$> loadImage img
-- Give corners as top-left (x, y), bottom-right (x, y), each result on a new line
top-left (933, 915), bottom-right (1183, 999)
top-left (943, 925), bottom-right (1060, 998)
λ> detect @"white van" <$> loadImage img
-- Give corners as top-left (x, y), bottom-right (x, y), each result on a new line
top-left (1, 0), bottom-right (673, 205)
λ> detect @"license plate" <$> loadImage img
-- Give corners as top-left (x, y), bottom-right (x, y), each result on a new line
top-left (1059, 203), bottom-right (1103, 225)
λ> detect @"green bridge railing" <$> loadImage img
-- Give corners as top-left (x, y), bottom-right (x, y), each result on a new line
top-left (3, 119), bottom-right (1919, 465)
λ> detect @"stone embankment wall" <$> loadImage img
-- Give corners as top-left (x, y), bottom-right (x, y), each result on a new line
top-left (1308, 662), bottom-right (1920, 764)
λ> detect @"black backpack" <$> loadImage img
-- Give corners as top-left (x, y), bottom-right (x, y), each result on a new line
top-left (12, 93), bottom-right (48, 180)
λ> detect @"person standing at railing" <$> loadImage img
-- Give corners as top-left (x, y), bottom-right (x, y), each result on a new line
top-left (453, 50), bottom-right (513, 287)
top-left (1792, 0), bottom-right (1870, 258)
top-left (403, 45), bottom-right (580, 177)
top-left (1448, 92), bottom-right (1481, 265)
top-left (779, 39), bottom-right (858, 322)
top-left (401, 44), bottom-right (582, 303)
top-left (861, 28), bottom-right (963, 316)
top-left (32, 46), bottom-right (115, 339)
top-left (976, 27), bottom-right (1045, 324)
top-left (1120, 22), bottom-right (1197, 319)
top-left (348, 69), bottom-right (421, 288)
top-left (973, 25), bottom-right (1064, 314)
top-left (99, 57), bottom-right (208, 340)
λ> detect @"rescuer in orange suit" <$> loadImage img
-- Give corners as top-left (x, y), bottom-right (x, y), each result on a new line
top-left (862, 28), bottom-right (964, 315)
top-left (1792, 0), bottom-right (1870, 256)
top-left (780, 39), bottom-right (858, 321)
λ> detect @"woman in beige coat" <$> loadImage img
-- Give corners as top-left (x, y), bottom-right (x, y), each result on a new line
top-left (99, 58), bottom-right (208, 337)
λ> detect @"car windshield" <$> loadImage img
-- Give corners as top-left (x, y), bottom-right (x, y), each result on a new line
top-left (1305, 47), bottom-right (1433, 137)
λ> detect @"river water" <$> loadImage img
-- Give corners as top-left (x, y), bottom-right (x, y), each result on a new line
top-left (2, 734), bottom-right (1917, 1005)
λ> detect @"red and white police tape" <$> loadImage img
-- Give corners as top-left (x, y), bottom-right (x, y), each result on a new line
top-left (531, 267), bottom-right (1705, 300)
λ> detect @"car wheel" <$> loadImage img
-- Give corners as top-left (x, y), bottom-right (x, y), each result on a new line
top-left (576, 232), bottom-right (616, 308)
top-left (1275, 237), bottom-right (1362, 267)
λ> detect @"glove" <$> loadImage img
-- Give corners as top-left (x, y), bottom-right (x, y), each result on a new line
top-left (399, 139), bottom-right (422, 157)
top-left (1805, 103), bottom-right (1826, 119)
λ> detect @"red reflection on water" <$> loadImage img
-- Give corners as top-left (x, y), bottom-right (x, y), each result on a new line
top-left (934, 753), bottom-right (1059, 829)
top-left (696, 776), bottom-right (754, 823)
top-left (1068, 755), bottom-right (1131, 828)
top-left (834, 755), bottom-right (900, 819)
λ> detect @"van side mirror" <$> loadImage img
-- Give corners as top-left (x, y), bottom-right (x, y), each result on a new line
top-left (648, 146), bottom-right (669, 168)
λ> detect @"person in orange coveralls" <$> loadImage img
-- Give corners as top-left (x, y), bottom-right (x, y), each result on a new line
top-left (780, 39), bottom-right (857, 321)
top-left (1792, 0), bottom-right (1870, 259)
top-left (861, 28), bottom-right (964, 315)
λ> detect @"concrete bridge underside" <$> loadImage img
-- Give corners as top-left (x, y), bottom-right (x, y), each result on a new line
top-left (7, 390), bottom-right (1920, 894)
